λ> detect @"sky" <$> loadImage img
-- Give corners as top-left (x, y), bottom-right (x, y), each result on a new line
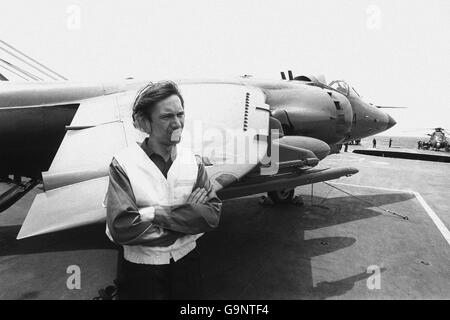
top-left (1, 0), bottom-right (449, 136)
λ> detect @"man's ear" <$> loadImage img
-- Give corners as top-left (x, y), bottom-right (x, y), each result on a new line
top-left (142, 118), bottom-right (152, 134)
top-left (134, 116), bottom-right (152, 134)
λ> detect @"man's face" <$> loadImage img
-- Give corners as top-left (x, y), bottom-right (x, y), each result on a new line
top-left (148, 94), bottom-right (185, 146)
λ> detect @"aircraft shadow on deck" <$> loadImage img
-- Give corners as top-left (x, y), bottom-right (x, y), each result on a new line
top-left (310, 267), bottom-right (386, 300)
top-left (198, 192), bottom-right (413, 299)
top-left (0, 224), bottom-right (116, 257)
top-left (0, 192), bottom-right (413, 299)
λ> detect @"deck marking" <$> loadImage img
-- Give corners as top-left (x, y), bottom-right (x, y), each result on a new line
top-left (370, 161), bottom-right (389, 165)
top-left (328, 182), bottom-right (450, 247)
top-left (411, 191), bottom-right (450, 246)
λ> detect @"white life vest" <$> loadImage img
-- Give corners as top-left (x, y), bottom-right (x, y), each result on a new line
top-left (113, 142), bottom-right (202, 265)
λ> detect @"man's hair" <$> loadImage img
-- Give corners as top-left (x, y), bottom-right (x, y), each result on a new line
top-left (132, 81), bottom-right (184, 131)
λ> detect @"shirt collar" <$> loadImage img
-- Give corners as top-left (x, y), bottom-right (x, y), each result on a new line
top-left (141, 138), bottom-right (177, 162)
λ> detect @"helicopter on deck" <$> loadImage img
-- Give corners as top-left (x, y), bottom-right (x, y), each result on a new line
top-left (418, 128), bottom-right (449, 151)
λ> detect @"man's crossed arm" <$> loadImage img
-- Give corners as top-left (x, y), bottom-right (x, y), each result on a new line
top-left (106, 158), bottom-right (222, 247)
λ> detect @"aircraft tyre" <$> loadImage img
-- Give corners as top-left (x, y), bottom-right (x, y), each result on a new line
top-left (268, 188), bottom-right (295, 204)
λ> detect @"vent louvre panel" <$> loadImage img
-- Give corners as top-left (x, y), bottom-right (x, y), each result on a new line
top-left (243, 92), bottom-right (250, 131)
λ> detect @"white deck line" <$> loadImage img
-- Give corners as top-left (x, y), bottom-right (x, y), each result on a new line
top-left (411, 191), bottom-right (450, 246)
top-left (327, 182), bottom-right (450, 247)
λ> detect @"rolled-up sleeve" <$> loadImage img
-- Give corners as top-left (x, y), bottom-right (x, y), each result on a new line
top-left (106, 158), bottom-right (182, 247)
top-left (152, 158), bottom-right (222, 234)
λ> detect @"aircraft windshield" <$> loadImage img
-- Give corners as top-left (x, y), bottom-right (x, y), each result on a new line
top-left (351, 87), bottom-right (361, 97)
top-left (329, 80), bottom-right (349, 96)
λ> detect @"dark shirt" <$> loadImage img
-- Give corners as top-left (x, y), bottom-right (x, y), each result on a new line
top-left (140, 139), bottom-right (174, 178)
top-left (105, 141), bottom-right (222, 248)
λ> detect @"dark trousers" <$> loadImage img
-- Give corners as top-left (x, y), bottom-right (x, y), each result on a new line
top-left (116, 248), bottom-right (203, 300)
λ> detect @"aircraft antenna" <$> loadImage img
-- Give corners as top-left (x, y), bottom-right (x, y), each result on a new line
top-left (0, 58), bottom-right (41, 81)
top-left (0, 40), bottom-right (67, 80)
top-left (288, 70), bottom-right (294, 80)
top-left (0, 63), bottom-right (31, 81)
top-left (0, 45), bottom-right (60, 81)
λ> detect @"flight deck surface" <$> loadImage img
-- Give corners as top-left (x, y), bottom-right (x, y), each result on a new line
top-left (1, 149), bottom-right (449, 299)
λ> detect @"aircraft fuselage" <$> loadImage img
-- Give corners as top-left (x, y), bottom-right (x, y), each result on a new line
top-left (0, 78), bottom-right (396, 178)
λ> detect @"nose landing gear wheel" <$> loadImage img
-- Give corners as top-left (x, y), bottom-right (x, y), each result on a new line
top-left (268, 188), bottom-right (295, 204)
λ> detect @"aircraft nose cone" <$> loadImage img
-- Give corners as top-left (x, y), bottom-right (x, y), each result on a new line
top-left (387, 114), bottom-right (396, 129)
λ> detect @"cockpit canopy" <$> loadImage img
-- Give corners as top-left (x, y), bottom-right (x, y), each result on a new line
top-left (329, 80), bottom-right (360, 97)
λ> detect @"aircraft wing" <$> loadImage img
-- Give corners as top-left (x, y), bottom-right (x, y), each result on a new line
top-left (17, 81), bottom-right (270, 239)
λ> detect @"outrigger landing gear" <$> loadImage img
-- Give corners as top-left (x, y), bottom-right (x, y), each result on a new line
top-left (268, 188), bottom-right (295, 204)
top-left (264, 189), bottom-right (304, 205)
top-left (0, 176), bottom-right (39, 212)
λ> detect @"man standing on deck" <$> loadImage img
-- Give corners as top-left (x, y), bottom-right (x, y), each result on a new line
top-left (105, 81), bottom-right (222, 300)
